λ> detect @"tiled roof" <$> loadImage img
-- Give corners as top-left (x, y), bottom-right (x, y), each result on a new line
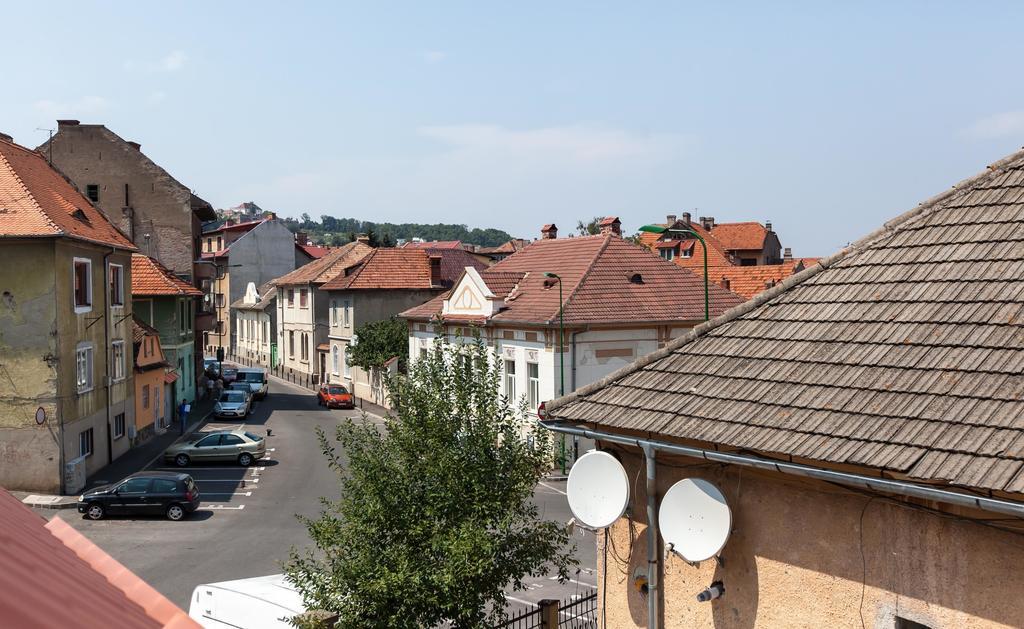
top-left (323, 247), bottom-right (487, 291)
top-left (131, 254), bottom-right (203, 296)
top-left (271, 241), bottom-right (373, 287)
top-left (0, 488), bottom-right (196, 628)
top-left (707, 221), bottom-right (769, 251)
top-left (131, 316), bottom-right (161, 344)
top-left (296, 243), bottom-right (331, 259)
top-left (0, 137), bottom-right (135, 250)
top-left (548, 148), bottom-right (1024, 495)
top-left (711, 261), bottom-right (805, 300)
top-left (202, 218), bottom-right (264, 234)
top-left (479, 239), bottom-right (530, 256)
top-left (403, 235), bottom-right (743, 325)
top-left (230, 282), bottom-right (277, 310)
top-left (401, 240), bottom-right (464, 249)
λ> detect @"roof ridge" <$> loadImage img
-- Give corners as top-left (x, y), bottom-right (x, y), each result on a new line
top-left (553, 234), bottom-right (612, 323)
top-left (0, 149), bottom-right (61, 235)
top-left (546, 146), bottom-right (1024, 413)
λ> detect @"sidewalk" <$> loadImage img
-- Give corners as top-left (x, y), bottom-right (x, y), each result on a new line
top-left (16, 396), bottom-right (217, 510)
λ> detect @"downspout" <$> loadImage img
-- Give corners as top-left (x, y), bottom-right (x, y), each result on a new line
top-left (103, 248), bottom-right (114, 465)
top-left (541, 419), bottom-right (1024, 519)
top-left (643, 443), bottom-right (659, 629)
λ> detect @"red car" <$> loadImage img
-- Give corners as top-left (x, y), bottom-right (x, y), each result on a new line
top-left (318, 384), bottom-right (355, 409)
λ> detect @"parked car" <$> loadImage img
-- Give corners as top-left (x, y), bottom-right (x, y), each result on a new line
top-left (164, 429), bottom-right (267, 467)
top-left (318, 384), bottom-right (355, 409)
top-left (214, 390), bottom-right (251, 419)
top-left (227, 381), bottom-right (253, 403)
top-left (203, 357), bottom-right (219, 375)
top-left (78, 471), bottom-right (200, 521)
top-left (235, 368), bottom-right (269, 399)
top-left (220, 365), bottom-right (239, 384)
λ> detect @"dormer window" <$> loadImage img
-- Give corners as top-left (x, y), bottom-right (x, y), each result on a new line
top-left (628, 273), bottom-right (644, 284)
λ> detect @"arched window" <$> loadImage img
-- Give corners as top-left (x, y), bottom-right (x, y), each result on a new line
top-left (332, 346), bottom-right (340, 375)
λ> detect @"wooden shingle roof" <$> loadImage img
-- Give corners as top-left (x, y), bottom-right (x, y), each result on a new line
top-left (548, 148), bottom-right (1024, 495)
top-left (271, 241), bottom-right (373, 287)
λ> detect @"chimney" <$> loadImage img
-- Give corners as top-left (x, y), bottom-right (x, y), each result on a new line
top-left (225, 219), bottom-right (235, 227)
top-left (783, 247), bottom-right (792, 261)
top-left (666, 214), bottom-right (677, 226)
top-left (701, 216), bottom-right (715, 231)
top-left (681, 212), bottom-right (691, 226)
top-left (356, 233), bottom-right (370, 244)
top-left (296, 231), bottom-right (308, 245)
top-left (599, 216), bottom-right (622, 237)
top-left (766, 221), bottom-right (773, 232)
top-left (57, 119), bottom-right (80, 127)
top-left (127, 141), bottom-right (141, 151)
top-left (541, 224), bottom-right (558, 239)
top-left (0, 132), bottom-right (11, 143)
top-left (429, 255), bottom-right (442, 286)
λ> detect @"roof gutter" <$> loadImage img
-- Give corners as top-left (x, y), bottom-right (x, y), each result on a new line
top-left (540, 419), bottom-right (1024, 519)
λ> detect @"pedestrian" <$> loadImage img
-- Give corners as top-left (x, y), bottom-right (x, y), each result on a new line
top-left (215, 377), bottom-right (224, 400)
top-left (205, 375), bottom-right (214, 401)
top-left (177, 399), bottom-right (187, 435)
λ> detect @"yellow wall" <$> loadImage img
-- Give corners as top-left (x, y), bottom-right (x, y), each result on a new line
top-left (598, 446), bottom-right (1024, 629)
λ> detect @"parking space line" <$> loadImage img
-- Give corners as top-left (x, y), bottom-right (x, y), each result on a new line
top-left (548, 576), bottom-right (596, 588)
top-left (538, 482), bottom-right (567, 495)
top-left (190, 478), bottom-right (259, 483)
top-left (205, 505), bottom-right (246, 510)
top-left (203, 491), bottom-right (252, 497)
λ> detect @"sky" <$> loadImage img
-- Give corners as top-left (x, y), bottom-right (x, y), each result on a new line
top-left (3, 2), bottom-right (1024, 256)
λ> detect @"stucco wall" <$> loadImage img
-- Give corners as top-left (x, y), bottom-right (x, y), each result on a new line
top-left (597, 446), bottom-right (1024, 629)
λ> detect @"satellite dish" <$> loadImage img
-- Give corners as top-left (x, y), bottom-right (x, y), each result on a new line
top-left (566, 451), bottom-right (629, 529)
top-left (659, 478), bottom-right (731, 562)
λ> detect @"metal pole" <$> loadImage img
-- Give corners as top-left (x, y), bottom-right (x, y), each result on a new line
top-left (557, 278), bottom-right (566, 474)
top-left (665, 228), bottom-right (709, 321)
top-left (643, 443), bottom-right (659, 629)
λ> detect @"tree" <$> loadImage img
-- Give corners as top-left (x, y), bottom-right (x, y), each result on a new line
top-left (285, 334), bottom-right (575, 628)
top-left (346, 317), bottom-right (408, 372)
top-left (576, 216), bottom-right (603, 236)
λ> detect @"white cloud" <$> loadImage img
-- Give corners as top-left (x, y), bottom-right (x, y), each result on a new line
top-left (420, 50), bottom-right (448, 64)
top-left (962, 110), bottom-right (1024, 140)
top-left (34, 96), bottom-right (110, 117)
top-left (160, 50), bottom-right (187, 72)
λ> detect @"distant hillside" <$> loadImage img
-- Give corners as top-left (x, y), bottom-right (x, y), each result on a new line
top-left (277, 214), bottom-right (516, 248)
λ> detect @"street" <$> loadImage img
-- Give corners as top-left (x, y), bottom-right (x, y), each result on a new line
top-left (39, 375), bottom-right (596, 613)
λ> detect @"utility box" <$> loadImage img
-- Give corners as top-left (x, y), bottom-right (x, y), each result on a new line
top-left (64, 455), bottom-right (86, 494)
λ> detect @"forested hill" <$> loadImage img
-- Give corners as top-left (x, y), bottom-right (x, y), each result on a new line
top-left (280, 214), bottom-right (515, 248)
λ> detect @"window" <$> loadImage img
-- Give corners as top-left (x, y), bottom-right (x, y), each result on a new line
top-left (108, 263), bottom-right (124, 307)
top-left (681, 247), bottom-right (692, 259)
top-left (504, 360), bottom-right (516, 399)
top-left (342, 347), bottom-right (349, 377)
top-left (330, 300), bottom-right (337, 325)
top-left (73, 258), bottom-right (92, 312)
top-left (289, 331), bottom-right (295, 357)
top-left (263, 321), bottom-right (269, 343)
top-left (180, 299), bottom-right (191, 333)
top-left (301, 333), bottom-right (309, 361)
top-left (76, 344), bottom-right (94, 392)
top-left (527, 362), bottom-right (540, 411)
top-left (142, 384), bottom-right (151, 408)
top-left (216, 293), bottom-right (225, 308)
top-left (419, 346), bottom-right (428, 360)
top-left (111, 341), bottom-right (126, 381)
top-left (660, 248), bottom-right (675, 261)
top-left (287, 289), bottom-right (295, 307)
top-left (216, 236), bottom-right (223, 250)
top-left (113, 412), bottom-right (125, 439)
top-left (86, 184), bottom-right (99, 203)
top-left (237, 315), bottom-right (244, 340)
top-left (79, 428), bottom-right (94, 457)
top-left (196, 434), bottom-right (221, 448)
top-left (119, 478), bottom-right (151, 493)
top-left (221, 434), bottom-right (244, 446)
top-left (206, 237), bottom-right (212, 252)
top-left (332, 346), bottom-right (340, 374)
top-left (152, 478), bottom-right (178, 493)
top-left (299, 288), bottom-right (308, 308)
top-left (343, 300), bottom-right (351, 326)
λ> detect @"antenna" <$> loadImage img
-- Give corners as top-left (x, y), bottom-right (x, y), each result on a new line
top-left (566, 450), bottom-right (629, 529)
top-left (36, 128), bottom-right (54, 163)
top-left (659, 478), bottom-right (731, 562)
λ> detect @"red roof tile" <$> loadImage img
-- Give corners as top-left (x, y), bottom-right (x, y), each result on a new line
top-left (324, 247), bottom-right (487, 291)
top-left (400, 240), bottom-right (464, 249)
top-left (403, 235), bottom-right (744, 325)
top-left (709, 261), bottom-right (804, 299)
top-left (0, 488), bottom-right (196, 628)
top-left (0, 137), bottom-right (135, 250)
top-left (296, 243), bottom-right (331, 259)
top-left (271, 241), bottom-right (373, 286)
top-left (131, 254), bottom-right (203, 296)
top-left (707, 221), bottom-right (769, 251)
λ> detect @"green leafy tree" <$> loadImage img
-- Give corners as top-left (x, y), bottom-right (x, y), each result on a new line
top-left (576, 216), bottom-right (603, 236)
top-left (346, 317), bottom-right (408, 372)
top-left (285, 334), bottom-right (575, 628)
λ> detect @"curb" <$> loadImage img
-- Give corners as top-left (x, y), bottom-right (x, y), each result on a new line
top-left (545, 474), bottom-right (569, 482)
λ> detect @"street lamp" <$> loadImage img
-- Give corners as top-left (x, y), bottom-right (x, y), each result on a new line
top-left (639, 225), bottom-right (710, 321)
top-left (544, 272), bottom-right (568, 474)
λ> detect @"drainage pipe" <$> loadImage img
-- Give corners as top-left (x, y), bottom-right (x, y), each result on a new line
top-left (540, 419), bottom-right (1024, 519)
top-left (643, 443), bottom-right (659, 629)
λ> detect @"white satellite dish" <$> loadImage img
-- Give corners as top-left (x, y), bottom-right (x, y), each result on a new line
top-left (566, 451), bottom-right (630, 529)
top-left (659, 478), bottom-right (731, 562)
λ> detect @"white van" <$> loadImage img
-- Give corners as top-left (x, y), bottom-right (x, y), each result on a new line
top-left (188, 574), bottom-right (305, 628)
top-left (235, 368), bottom-right (269, 399)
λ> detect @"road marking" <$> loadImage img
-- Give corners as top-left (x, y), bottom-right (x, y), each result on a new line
top-left (205, 504), bottom-right (246, 510)
top-left (202, 491), bottom-right (252, 497)
top-left (268, 447), bottom-right (276, 452)
top-left (538, 482), bottom-right (567, 495)
top-left (152, 467), bottom-right (258, 471)
top-left (548, 576), bottom-right (596, 588)
top-left (190, 478), bottom-right (259, 483)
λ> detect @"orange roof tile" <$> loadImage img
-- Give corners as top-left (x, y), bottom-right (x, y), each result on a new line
top-left (0, 488), bottom-right (196, 628)
top-left (707, 221), bottom-right (769, 251)
top-left (403, 235), bottom-right (744, 325)
top-left (296, 243), bottom-right (331, 259)
top-left (0, 137), bottom-right (135, 250)
top-left (271, 241), bottom-right (373, 286)
top-left (324, 247), bottom-right (487, 291)
top-left (131, 254), bottom-right (203, 296)
top-left (708, 261), bottom-right (804, 300)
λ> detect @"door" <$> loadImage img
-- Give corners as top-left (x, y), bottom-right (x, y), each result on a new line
top-left (219, 433), bottom-right (246, 461)
top-left (111, 477), bottom-right (153, 515)
top-left (192, 434), bottom-right (223, 461)
top-left (149, 477), bottom-right (180, 515)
